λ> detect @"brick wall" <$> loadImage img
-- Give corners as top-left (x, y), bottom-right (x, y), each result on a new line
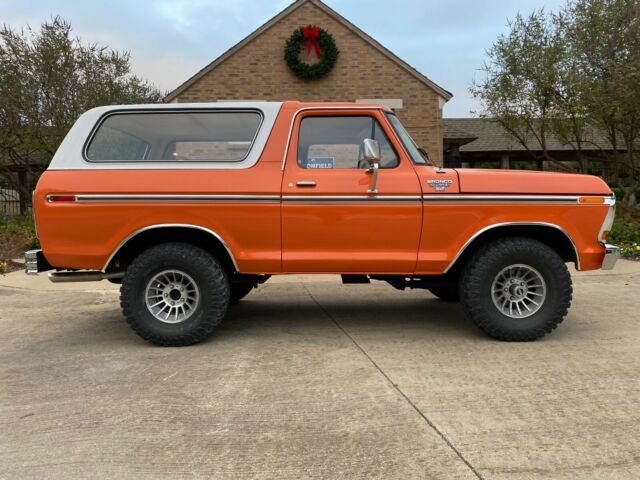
top-left (175, 2), bottom-right (445, 164)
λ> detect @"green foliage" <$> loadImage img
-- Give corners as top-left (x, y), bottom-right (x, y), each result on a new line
top-left (470, 10), bottom-right (567, 166)
top-left (608, 206), bottom-right (640, 258)
top-left (284, 27), bottom-right (339, 80)
top-left (609, 208), bottom-right (640, 243)
top-left (0, 215), bottom-right (38, 260)
top-left (0, 17), bottom-right (163, 213)
top-left (472, 0), bottom-right (640, 204)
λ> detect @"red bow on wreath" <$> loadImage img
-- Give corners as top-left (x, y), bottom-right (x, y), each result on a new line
top-left (303, 25), bottom-right (321, 59)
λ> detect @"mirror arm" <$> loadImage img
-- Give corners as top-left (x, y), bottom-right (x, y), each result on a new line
top-left (367, 162), bottom-right (379, 194)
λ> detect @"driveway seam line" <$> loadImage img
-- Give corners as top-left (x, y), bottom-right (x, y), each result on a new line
top-left (303, 286), bottom-right (484, 480)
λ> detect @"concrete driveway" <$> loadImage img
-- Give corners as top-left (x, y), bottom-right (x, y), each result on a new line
top-left (1, 262), bottom-right (639, 479)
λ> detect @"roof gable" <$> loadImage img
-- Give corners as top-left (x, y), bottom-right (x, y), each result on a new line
top-left (164, 0), bottom-right (452, 102)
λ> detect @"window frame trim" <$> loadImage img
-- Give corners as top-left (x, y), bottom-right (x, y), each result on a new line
top-left (82, 108), bottom-right (264, 164)
top-left (384, 112), bottom-right (430, 166)
top-left (295, 113), bottom-right (401, 171)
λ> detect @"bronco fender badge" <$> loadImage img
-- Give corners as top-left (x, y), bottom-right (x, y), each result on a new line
top-left (426, 179), bottom-right (453, 191)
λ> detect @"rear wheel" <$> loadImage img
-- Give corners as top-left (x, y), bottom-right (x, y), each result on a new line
top-left (120, 242), bottom-right (229, 346)
top-left (460, 237), bottom-right (572, 341)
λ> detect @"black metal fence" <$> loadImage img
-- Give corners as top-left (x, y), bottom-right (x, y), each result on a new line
top-left (0, 190), bottom-right (24, 216)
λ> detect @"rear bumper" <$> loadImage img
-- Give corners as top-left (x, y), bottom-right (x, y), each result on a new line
top-left (601, 244), bottom-right (620, 270)
top-left (24, 249), bottom-right (52, 275)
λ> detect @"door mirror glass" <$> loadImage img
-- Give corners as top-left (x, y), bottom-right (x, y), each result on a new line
top-left (363, 138), bottom-right (381, 166)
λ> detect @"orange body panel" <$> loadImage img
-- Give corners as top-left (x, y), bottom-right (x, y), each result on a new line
top-left (34, 101), bottom-right (613, 275)
top-left (281, 108), bottom-right (423, 273)
top-left (415, 203), bottom-right (608, 273)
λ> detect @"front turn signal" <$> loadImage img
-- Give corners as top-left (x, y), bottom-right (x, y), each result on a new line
top-left (579, 197), bottom-right (605, 204)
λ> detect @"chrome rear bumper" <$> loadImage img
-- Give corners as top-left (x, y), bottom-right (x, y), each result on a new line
top-left (25, 249), bottom-right (52, 275)
top-left (601, 244), bottom-right (620, 270)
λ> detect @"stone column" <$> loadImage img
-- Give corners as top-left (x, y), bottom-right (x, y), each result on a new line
top-left (500, 153), bottom-right (510, 169)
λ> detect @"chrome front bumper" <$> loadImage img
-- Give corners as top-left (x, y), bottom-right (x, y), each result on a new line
top-left (601, 244), bottom-right (620, 270)
top-left (24, 249), bottom-right (52, 275)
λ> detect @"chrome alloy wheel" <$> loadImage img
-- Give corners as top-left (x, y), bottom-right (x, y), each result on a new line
top-left (145, 270), bottom-right (200, 324)
top-left (491, 264), bottom-right (547, 319)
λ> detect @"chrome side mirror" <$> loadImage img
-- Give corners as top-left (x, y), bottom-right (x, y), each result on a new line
top-left (363, 138), bottom-right (380, 194)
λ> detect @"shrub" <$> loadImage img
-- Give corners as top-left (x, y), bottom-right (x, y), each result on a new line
top-left (608, 206), bottom-right (640, 259)
top-left (609, 207), bottom-right (640, 243)
top-left (0, 215), bottom-right (39, 260)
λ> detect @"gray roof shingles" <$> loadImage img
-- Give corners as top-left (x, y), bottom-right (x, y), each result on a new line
top-left (444, 118), bottom-right (614, 153)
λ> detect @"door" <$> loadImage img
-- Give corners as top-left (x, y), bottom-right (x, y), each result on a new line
top-left (281, 109), bottom-right (423, 273)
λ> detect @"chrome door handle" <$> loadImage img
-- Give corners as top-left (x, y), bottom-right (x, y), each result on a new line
top-left (296, 181), bottom-right (316, 187)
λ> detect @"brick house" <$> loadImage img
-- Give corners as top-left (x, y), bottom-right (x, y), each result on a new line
top-left (164, 0), bottom-right (452, 164)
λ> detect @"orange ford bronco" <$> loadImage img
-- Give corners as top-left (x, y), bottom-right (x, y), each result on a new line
top-left (25, 101), bottom-right (620, 345)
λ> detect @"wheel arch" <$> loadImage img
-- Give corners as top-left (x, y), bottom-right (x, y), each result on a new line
top-left (445, 222), bottom-right (580, 274)
top-left (104, 224), bottom-right (239, 274)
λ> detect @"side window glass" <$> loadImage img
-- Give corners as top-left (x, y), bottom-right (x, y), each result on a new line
top-left (87, 126), bottom-right (149, 161)
top-left (86, 111), bottom-right (261, 162)
top-left (297, 116), bottom-right (399, 169)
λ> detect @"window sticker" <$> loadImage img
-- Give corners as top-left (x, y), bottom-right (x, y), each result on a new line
top-left (305, 157), bottom-right (335, 169)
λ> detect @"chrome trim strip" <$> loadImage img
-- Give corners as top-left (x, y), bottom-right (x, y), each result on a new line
top-left (54, 194), bottom-right (280, 203)
top-left (49, 193), bottom-right (425, 204)
top-left (103, 224), bottom-right (240, 272)
top-left (423, 195), bottom-right (581, 204)
top-left (444, 222), bottom-right (581, 273)
top-left (423, 195), bottom-right (616, 205)
top-left (281, 106), bottom-right (388, 171)
top-left (599, 197), bottom-right (617, 242)
top-left (282, 195), bottom-right (422, 203)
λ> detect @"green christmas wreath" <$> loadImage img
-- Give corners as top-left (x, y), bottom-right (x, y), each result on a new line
top-left (284, 25), bottom-right (339, 80)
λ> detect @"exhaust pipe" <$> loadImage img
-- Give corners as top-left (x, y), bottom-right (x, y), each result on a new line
top-left (48, 271), bottom-right (125, 283)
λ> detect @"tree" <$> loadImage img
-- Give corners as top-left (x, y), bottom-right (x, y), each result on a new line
top-left (0, 17), bottom-right (162, 214)
top-left (471, 0), bottom-right (640, 206)
top-left (470, 10), bottom-right (569, 171)
top-left (566, 0), bottom-right (640, 206)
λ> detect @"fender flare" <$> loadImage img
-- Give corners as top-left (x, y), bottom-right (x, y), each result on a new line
top-left (444, 221), bottom-right (580, 273)
top-left (102, 223), bottom-right (239, 272)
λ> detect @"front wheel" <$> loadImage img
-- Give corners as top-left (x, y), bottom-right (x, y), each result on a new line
top-left (120, 242), bottom-right (229, 346)
top-left (460, 237), bottom-right (572, 341)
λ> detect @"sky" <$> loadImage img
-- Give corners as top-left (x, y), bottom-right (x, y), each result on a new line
top-left (0, 0), bottom-right (567, 117)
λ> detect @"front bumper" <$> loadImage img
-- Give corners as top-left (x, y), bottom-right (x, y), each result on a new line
top-left (601, 244), bottom-right (620, 270)
top-left (24, 249), bottom-right (52, 275)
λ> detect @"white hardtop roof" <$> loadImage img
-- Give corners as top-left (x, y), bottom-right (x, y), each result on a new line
top-left (49, 102), bottom-right (284, 170)
top-left (85, 101), bottom-right (284, 114)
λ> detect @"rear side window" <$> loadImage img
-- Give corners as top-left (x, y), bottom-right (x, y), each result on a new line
top-left (85, 111), bottom-right (262, 162)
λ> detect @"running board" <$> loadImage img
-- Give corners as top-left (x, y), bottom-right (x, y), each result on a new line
top-left (48, 271), bottom-right (125, 283)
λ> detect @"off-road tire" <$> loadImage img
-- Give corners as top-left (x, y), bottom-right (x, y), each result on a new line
top-left (229, 281), bottom-right (255, 304)
top-left (120, 242), bottom-right (229, 346)
top-left (428, 284), bottom-right (460, 302)
top-left (460, 237), bottom-right (572, 341)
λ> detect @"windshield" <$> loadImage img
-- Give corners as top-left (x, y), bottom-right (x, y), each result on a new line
top-left (385, 113), bottom-right (430, 165)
